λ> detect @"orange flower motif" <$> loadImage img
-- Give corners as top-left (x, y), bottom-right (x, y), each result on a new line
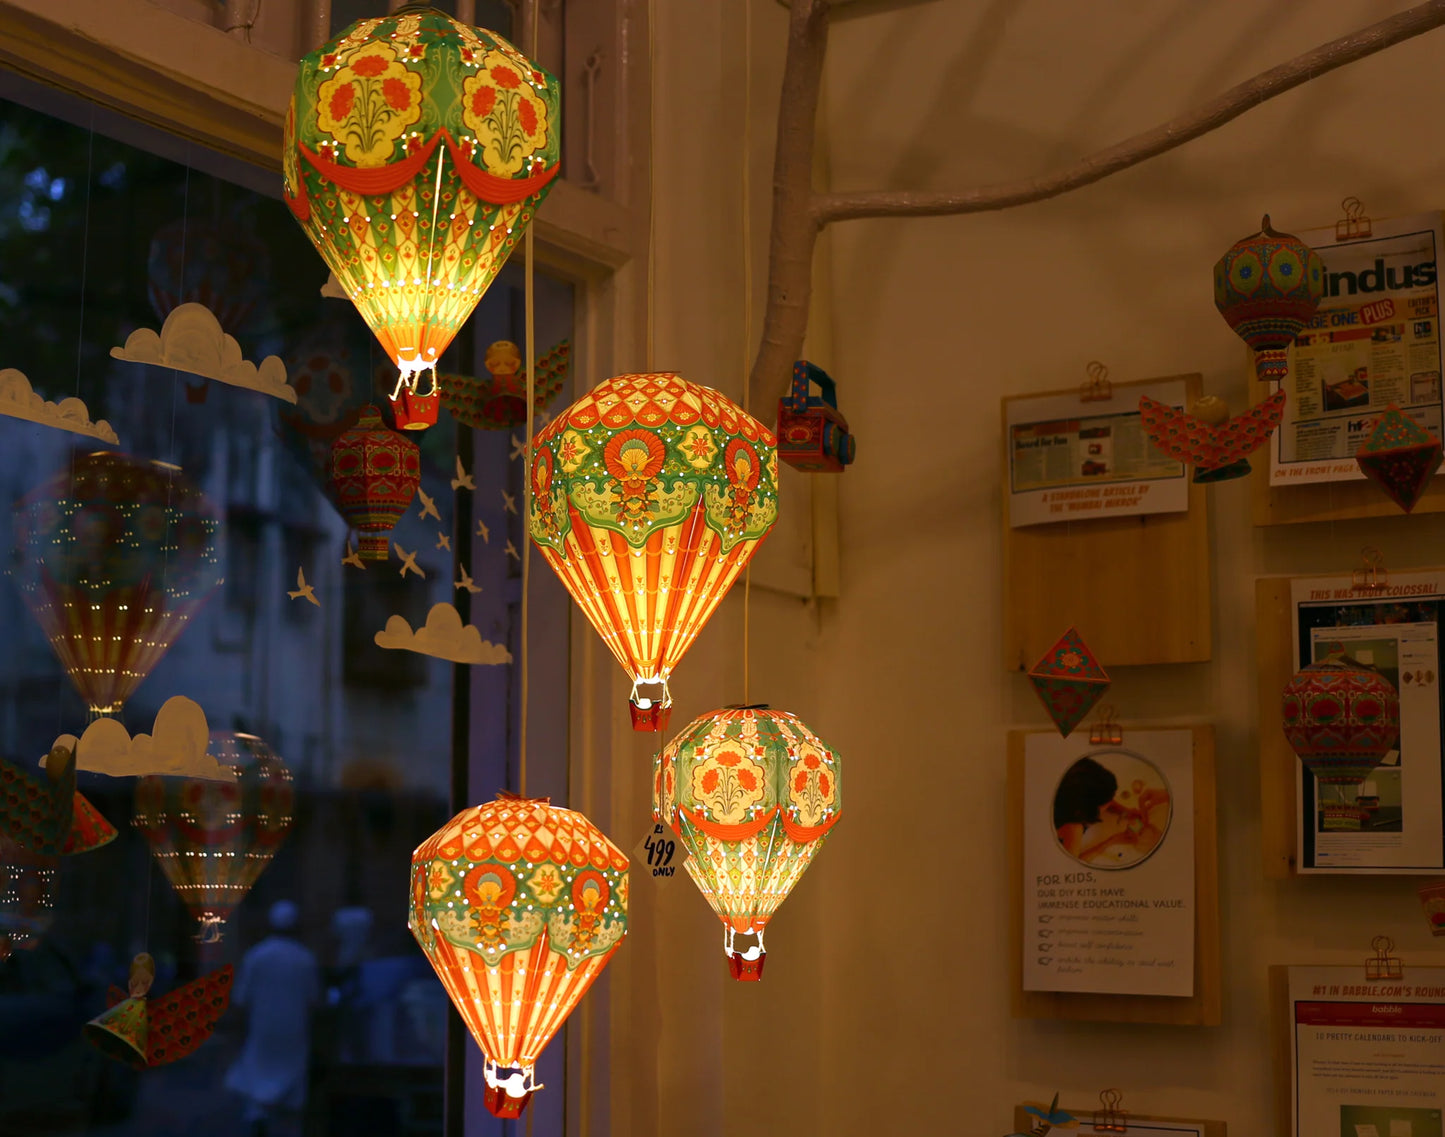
top-left (351, 53), bottom-right (388, 77)
top-left (691, 745), bottom-right (767, 824)
top-left (329, 83), bottom-right (356, 122)
top-left (382, 77), bottom-right (413, 113)
top-left (491, 64), bottom-right (522, 88)
top-left (315, 43), bottom-right (422, 165)
top-left (518, 98), bottom-right (538, 136)
top-left (471, 86), bottom-right (496, 119)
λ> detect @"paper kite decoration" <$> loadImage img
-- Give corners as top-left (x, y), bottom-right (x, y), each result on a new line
top-left (285, 6), bottom-right (561, 430)
top-left (1, 744), bottom-right (117, 957)
top-left (134, 733), bottom-right (294, 943)
top-left (1213, 215), bottom-right (1325, 383)
top-left (1282, 653), bottom-right (1399, 787)
top-left (529, 373), bottom-right (779, 730)
top-left (329, 404), bottom-right (422, 561)
top-left (13, 452), bottom-right (223, 719)
top-left (777, 360), bottom-right (856, 473)
top-left (1354, 404), bottom-right (1444, 513)
top-left (84, 953), bottom-right (234, 1068)
top-left (409, 793), bottom-right (628, 1119)
top-left (655, 706), bottom-right (840, 981)
top-left (1138, 389), bottom-right (1286, 483)
top-left (440, 339), bottom-right (570, 430)
top-left (1027, 628), bottom-right (1111, 737)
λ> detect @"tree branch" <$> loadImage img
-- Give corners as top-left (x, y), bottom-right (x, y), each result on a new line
top-left (813, 0), bottom-right (1445, 224)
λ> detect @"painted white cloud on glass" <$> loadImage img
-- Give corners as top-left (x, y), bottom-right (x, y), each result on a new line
top-left (0, 368), bottom-right (119, 443)
top-left (374, 602), bottom-right (512, 665)
top-left (110, 302), bottom-right (298, 404)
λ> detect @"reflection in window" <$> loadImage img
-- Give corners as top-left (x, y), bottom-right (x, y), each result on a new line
top-left (0, 74), bottom-right (575, 1137)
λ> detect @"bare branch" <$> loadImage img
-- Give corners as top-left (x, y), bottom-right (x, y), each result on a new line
top-left (813, 0), bottom-right (1445, 224)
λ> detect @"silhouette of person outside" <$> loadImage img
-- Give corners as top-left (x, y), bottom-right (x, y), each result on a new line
top-left (226, 900), bottom-right (320, 1137)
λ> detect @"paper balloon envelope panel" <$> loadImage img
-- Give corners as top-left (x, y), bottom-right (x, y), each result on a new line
top-left (330, 404), bottom-right (421, 560)
top-left (133, 733), bottom-right (294, 942)
top-left (410, 794), bottom-right (628, 1119)
top-left (1027, 627), bottom-right (1110, 737)
top-left (286, 6), bottom-right (561, 430)
top-left (85, 954), bottom-right (234, 1068)
top-left (655, 706), bottom-right (841, 981)
top-left (1354, 404), bottom-right (1444, 512)
top-left (1139, 389), bottom-right (1287, 483)
top-left (1214, 215), bottom-right (1325, 383)
top-left (440, 339), bottom-right (569, 430)
top-left (529, 373), bottom-right (779, 730)
top-left (777, 360), bottom-right (856, 473)
top-left (0, 746), bottom-right (117, 957)
top-left (1282, 654), bottom-right (1400, 786)
top-left (13, 453), bottom-right (223, 719)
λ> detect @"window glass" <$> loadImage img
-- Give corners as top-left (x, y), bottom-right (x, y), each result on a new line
top-left (0, 78), bottom-right (575, 1137)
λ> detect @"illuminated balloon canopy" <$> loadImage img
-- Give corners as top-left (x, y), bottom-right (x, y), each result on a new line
top-left (529, 373), bottom-right (779, 730)
top-left (410, 794), bottom-right (628, 1118)
top-left (133, 732), bottom-right (295, 942)
top-left (286, 5), bottom-right (561, 430)
top-left (655, 706), bottom-right (841, 980)
top-left (12, 453), bottom-right (223, 719)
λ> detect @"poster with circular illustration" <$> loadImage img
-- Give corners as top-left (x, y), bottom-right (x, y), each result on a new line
top-left (1052, 749), bottom-right (1173, 870)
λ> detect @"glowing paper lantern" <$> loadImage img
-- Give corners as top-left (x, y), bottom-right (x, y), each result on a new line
top-left (529, 373), bottom-right (779, 729)
top-left (285, 6), bottom-right (561, 429)
top-left (1282, 654), bottom-right (1400, 786)
top-left (13, 454), bottom-right (223, 719)
top-left (330, 404), bottom-right (421, 560)
top-left (409, 794), bottom-right (628, 1118)
top-left (1214, 215), bottom-right (1325, 383)
top-left (654, 706), bottom-right (841, 980)
top-left (133, 732), bottom-right (294, 942)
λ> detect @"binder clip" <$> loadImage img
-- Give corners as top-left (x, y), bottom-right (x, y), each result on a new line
top-left (1080, 360), bottom-right (1112, 403)
top-left (1366, 935), bottom-right (1403, 981)
top-left (1335, 196), bottom-right (1373, 243)
top-left (1089, 705), bottom-right (1123, 747)
top-left (1350, 547), bottom-right (1389, 595)
top-left (777, 360), bottom-right (856, 473)
top-left (1092, 1089), bottom-right (1128, 1134)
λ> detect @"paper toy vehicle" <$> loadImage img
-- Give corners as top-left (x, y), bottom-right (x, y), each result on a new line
top-left (777, 360), bottom-right (856, 473)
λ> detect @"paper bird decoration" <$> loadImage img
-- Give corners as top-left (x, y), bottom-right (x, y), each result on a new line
top-left (1027, 628), bottom-right (1110, 737)
top-left (1138, 389), bottom-right (1287, 482)
top-left (1007, 1094), bottom-right (1077, 1136)
top-left (84, 953), bottom-right (234, 1068)
top-left (440, 340), bottom-right (570, 430)
top-left (1354, 404), bottom-right (1444, 513)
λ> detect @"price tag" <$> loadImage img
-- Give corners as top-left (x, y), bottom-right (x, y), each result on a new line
top-left (631, 821), bottom-right (682, 883)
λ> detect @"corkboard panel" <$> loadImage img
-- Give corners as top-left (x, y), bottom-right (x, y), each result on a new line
top-left (1007, 726), bottom-right (1222, 1026)
top-left (1002, 374), bottom-right (1212, 671)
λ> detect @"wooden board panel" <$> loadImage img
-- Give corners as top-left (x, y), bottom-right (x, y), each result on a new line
top-left (1256, 578), bottom-right (1300, 878)
top-left (1008, 726), bottom-right (1222, 1026)
top-left (1013, 1103), bottom-right (1227, 1136)
top-left (1002, 374), bottom-right (1212, 670)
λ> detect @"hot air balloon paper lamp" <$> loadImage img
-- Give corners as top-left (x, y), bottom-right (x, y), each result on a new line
top-left (1027, 628), bottom-right (1111, 737)
top-left (13, 453), bottom-right (223, 719)
top-left (409, 794), bottom-right (628, 1118)
top-left (1282, 652), bottom-right (1399, 827)
top-left (1354, 404), bottom-right (1444, 512)
top-left (529, 373), bottom-right (779, 729)
top-left (134, 733), bottom-right (294, 943)
top-left (1214, 215), bottom-right (1326, 384)
top-left (329, 404), bottom-right (421, 560)
top-left (655, 706), bottom-right (840, 981)
top-left (285, 6), bottom-right (561, 430)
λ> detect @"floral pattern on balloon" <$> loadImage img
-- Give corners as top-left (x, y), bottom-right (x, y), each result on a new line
top-left (315, 44), bottom-right (424, 166)
top-left (787, 745), bottom-right (838, 829)
top-left (461, 53), bottom-right (552, 175)
top-left (691, 743), bottom-right (768, 825)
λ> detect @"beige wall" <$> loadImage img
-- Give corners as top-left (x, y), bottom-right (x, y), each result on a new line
top-left (633, 1), bottom-right (1445, 1135)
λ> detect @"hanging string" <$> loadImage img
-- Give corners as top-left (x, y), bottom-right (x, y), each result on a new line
top-left (740, 0), bottom-right (753, 704)
top-left (517, 0), bottom-right (542, 799)
top-left (646, 0), bottom-right (656, 374)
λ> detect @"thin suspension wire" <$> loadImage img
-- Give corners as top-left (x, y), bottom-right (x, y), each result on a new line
top-left (646, 0), bottom-right (656, 374)
top-left (740, 0), bottom-right (753, 705)
top-left (517, 0), bottom-right (541, 800)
